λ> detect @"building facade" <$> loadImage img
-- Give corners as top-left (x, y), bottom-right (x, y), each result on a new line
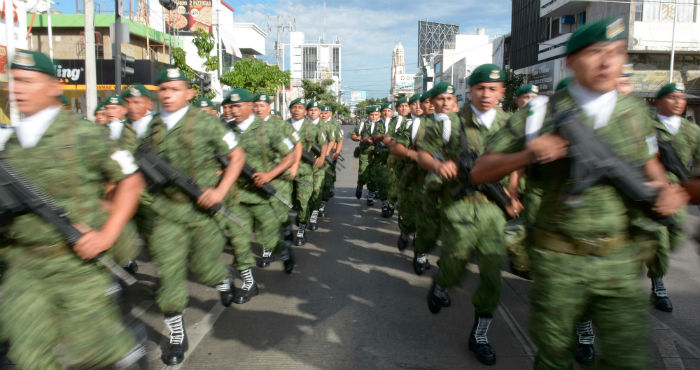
top-left (289, 31), bottom-right (342, 101)
top-left (390, 43), bottom-right (414, 99)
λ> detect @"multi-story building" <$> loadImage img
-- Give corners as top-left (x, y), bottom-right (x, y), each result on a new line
top-left (510, 0), bottom-right (700, 118)
top-left (289, 31), bottom-right (342, 101)
top-left (390, 43), bottom-right (414, 99)
top-left (492, 33), bottom-right (511, 69)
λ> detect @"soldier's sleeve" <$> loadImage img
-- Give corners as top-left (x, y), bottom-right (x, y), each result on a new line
top-left (393, 126), bottom-right (410, 147)
top-left (315, 125), bottom-right (328, 145)
top-left (415, 119), bottom-right (442, 156)
top-left (268, 121), bottom-right (294, 157)
top-left (78, 122), bottom-right (139, 182)
top-left (376, 121), bottom-right (386, 135)
top-left (636, 103), bottom-right (659, 163)
top-left (206, 115), bottom-right (239, 155)
top-left (485, 111), bottom-right (528, 154)
top-left (352, 123), bottom-right (361, 136)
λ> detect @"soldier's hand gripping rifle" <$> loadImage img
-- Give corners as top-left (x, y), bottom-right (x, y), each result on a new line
top-left (546, 108), bottom-right (676, 226)
top-left (657, 139), bottom-right (700, 204)
top-left (301, 147), bottom-right (335, 176)
top-left (214, 153), bottom-right (294, 209)
top-left (0, 159), bottom-right (137, 285)
top-left (134, 145), bottom-right (245, 226)
top-left (312, 144), bottom-right (345, 170)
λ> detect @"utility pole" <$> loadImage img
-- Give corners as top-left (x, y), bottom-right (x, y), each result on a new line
top-left (114, 0), bottom-right (122, 94)
top-left (85, 0), bottom-right (97, 120)
top-left (270, 15), bottom-right (294, 112)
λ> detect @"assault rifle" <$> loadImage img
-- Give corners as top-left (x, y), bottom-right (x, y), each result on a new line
top-left (0, 159), bottom-right (137, 285)
top-left (134, 146), bottom-right (246, 225)
top-left (301, 146), bottom-right (335, 176)
top-left (657, 139), bottom-right (700, 204)
top-left (214, 154), bottom-right (294, 209)
top-left (312, 144), bottom-right (345, 170)
top-left (546, 108), bottom-right (676, 226)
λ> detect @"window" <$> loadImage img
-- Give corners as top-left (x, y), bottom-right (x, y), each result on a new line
top-left (635, 2), bottom-right (644, 21)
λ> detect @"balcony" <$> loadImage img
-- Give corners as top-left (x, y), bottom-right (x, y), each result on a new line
top-left (538, 32), bottom-right (571, 61)
top-left (540, 0), bottom-right (587, 18)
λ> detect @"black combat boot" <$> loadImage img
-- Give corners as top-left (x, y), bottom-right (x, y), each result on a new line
top-left (651, 277), bottom-right (673, 312)
top-left (367, 190), bottom-right (375, 206)
top-left (281, 244), bottom-right (295, 274)
top-left (234, 268), bottom-right (259, 304)
top-left (319, 201), bottom-right (327, 217)
top-left (257, 248), bottom-right (273, 268)
top-left (309, 210), bottom-right (319, 230)
top-left (215, 273), bottom-right (235, 307)
top-left (330, 184), bottom-right (335, 198)
top-left (162, 313), bottom-right (187, 365)
top-left (381, 200), bottom-right (391, 218)
top-left (295, 223), bottom-right (307, 246)
top-left (574, 320), bottom-right (595, 366)
top-left (469, 313), bottom-right (496, 365)
top-left (413, 251), bottom-right (431, 275)
top-left (427, 281), bottom-right (451, 314)
top-left (355, 185), bottom-right (362, 199)
top-left (397, 233), bottom-right (410, 251)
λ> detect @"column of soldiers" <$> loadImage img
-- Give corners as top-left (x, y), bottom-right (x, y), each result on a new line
top-left (355, 17), bottom-right (696, 369)
top-left (0, 48), bottom-right (345, 368)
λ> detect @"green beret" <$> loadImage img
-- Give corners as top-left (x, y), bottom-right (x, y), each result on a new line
top-left (156, 68), bottom-right (189, 85)
top-left (306, 100), bottom-right (320, 109)
top-left (432, 81), bottom-right (456, 96)
top-left (320, 105), bottom-right (332, 112)
top-left (253, 93), bottom-right (271, 103)
top-left (102, 95), bottom-right (125, 106)
top-left (194, 97), bottom-right (214, 108)
top-left (366, 105), bottom-right (380, 114)
top-left (289, 98), bottom-right (306, 108)
top-left (555, 77), bottom-right (573, 92)
top-left (396, 96), bottom-right (409, 105)
top-left (408, 93), bottom-right (421, 104)
top-left (420, 91), bottom-right (433, 102)
top-left (123, 84), bottom-right (150, 99)
top-left (225, 88), bottom-right (254, 103)
top-left (272, 110), bottom-right (282, 116)
top-left (94, 103), bottom-right (105, 114)
top-left (656, 82), bottom-right (685, 99)
top-left (566, 18), bottom-right (626, 56)
top-left (469, 64), bottom-right (504, 86)
top-left (10, 50), bottom-right (56, 77)
top-left (59, 94), bottom-right (69, 106)
top-left (381, 103), bottom-right (392, 111)
top-left (515, 84), bottom-right (539, 97)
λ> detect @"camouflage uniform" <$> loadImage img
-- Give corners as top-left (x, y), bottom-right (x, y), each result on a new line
top-left (353, 120), bottom-right (372, 193)
top-left (486, 89), bottom-right (656, 370)
top-left (226, 115), bottom-right (295, 266)
top-left (145, 107), bottom-right (235, 314)
top-left (412, 114), bottom-right (442, 256)
top-left (291, 117), bottom-right (326, 224)
top-left (385, 114), bottom-right (408, 205)
top-left (0, 110), bottom-right (141, 369)
top-left (418, 106), bottom-right (510, 313)
top-left (321, 118), bottom-right (342, 202)
top-left (371, 119), bottom-right (390, 201)
top-left (308, 119), bottom-right (328, 214)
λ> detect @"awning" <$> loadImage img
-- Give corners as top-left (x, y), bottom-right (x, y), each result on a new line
top-left (220, 32), bottom-right (241, 58)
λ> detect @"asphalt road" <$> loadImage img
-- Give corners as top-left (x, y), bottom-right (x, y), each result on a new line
top-left (6, 127), bottom-right (698, 369)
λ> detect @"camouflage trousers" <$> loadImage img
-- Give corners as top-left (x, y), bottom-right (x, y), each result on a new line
top-left (109, 220), bottom-right (142, 266)
top-left (229, 200), bottom-right (281, 266)
top-left (387, 157), bottom-right (400, 204)
top-left (646, 209), bottom-right (686, 279)
top-left (397, 179), bottom-right (420, 235)
top-left (414, 189), bottom-right (441, 254)
top-left (368, 155), bottom-right (389, 200)
top-left (309, 167), bottom-right (326, 211)
top-left (294, 167), bottom-right (314, 223)
top-left (321, 162), bottom-right (336, 202)
top-left (0, 247), bottom-right (138, 369)
top-left (529, 245), bottom-right (648, 370)
top-left (357, 153), bottom-right (370, 188)
top-left (437, 195), bottom-right (506, 315)
top-left (149, 215), bottom-right (229, 313)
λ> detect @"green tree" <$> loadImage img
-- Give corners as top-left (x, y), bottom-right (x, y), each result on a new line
top-left (354, 97), bottom-right (389, 118)
top-left (502, 69), bottom-right (525, 112)
top-left (220, 57), bottom-right (290, 96)
top-left (300, 79), bottom-right (350, 117)
top-left (171, 28), bottom-right (219, 99)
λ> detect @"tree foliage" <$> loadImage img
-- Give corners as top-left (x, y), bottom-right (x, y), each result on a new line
top-left (300, 79), bottom-right (350, 117)
top-left (171, 41), bottom-right (216, 100)
top-left (502, 69), bottom-right (525, 112)
top-left (354, 97), bottom-right (389, 118)
top-left (220, 57), bottom-right (290, 97)
top-left (192, 28), bottom-right (218, 72)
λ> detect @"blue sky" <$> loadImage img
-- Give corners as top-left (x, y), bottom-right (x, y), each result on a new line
top-left (53, 0), bottom-right (512, 98)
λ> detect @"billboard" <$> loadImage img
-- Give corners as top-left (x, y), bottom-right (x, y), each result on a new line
top-left (164, 0), bottom-right (213, 35)
top-left (394, 73), bottom-right (414, 89)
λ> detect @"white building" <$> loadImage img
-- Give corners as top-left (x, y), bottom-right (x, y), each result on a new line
top-left (289, 31), bottom-right (342, 101)
top-left (522, 0), bottom-right (700, 109)
top-left (426, 28), bottom-right (494, 104)
top-left (390, 43), bottom-right (414, 99)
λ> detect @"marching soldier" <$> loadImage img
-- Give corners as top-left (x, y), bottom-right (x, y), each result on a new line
top-left (305, 100), bottom-right (330, 230)
top-left (287, 98), bottom-right (325, 245)
top-left (471, 19), bottom-right (688, 369)
top-left (319, 104), bottom-right (340, 216)
top-left (94, 103), bottom-right (108, 125)
top-left (101, 95), bottom-right (128, 141)
top-left (417, 77), bottom-right (516, 366)
top-left (647, 82), bottom-right (698, 312)
top-left (515, 84), bottom-right (539, 109)
top-left (194, 97), bottom-right (219, 117)
top-left (0, 50), bottom-right (147, 369)
top-left (383, 97), bottom-right (411, 217)
top-left (144, 68), bottom-right (245, 365)
top-left (351, 107), bottom-right (377, 201)
top-left (373, 103), bottom-right (393, 216)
